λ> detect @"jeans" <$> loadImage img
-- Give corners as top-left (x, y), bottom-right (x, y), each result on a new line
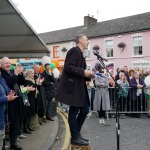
top-left (68, 94), bottom-right (89, 139)
top-left (44, 100), bottom-right (52, 118)
top-left (98, 100), bottom-right (105, 118)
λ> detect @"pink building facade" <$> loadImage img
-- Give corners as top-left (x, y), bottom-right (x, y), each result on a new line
top-left (86, 31), bottom-right (150, 73)
top-left (39, 12), bottom-right (150, 74)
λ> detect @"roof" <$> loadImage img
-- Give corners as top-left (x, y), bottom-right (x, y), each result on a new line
top-left (39, 12), bottom-right (150, 44)
top-left (0, 0), bottom-right (50, 58)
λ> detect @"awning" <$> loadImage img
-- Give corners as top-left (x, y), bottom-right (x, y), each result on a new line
top-left (0, 0), bottom-right (50, 58)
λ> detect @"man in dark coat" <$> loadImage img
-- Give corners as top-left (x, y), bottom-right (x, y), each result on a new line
top-left (42, 63), bottom-right (55, 121)
top-left (56, 34), bottom-right (92, 146)
top-left (32, 64), bottom-right (46, 123)
top-left (0, 57), bottom-right (23, 150)
top-left (130, 71), bottom-right (146, 118)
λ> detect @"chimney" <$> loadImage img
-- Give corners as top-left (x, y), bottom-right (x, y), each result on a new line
top-left (84, 15), bottom-right (97, 27)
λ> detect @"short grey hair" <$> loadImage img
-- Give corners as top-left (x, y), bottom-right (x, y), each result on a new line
top-left (32, 64), bottom-right (39, 69)
top-left (0, 57), bottom-right (9, 65)
top-left (75, 34), bottom-right (86, 44)
top-left (133, 71), bottom-right (139, 76)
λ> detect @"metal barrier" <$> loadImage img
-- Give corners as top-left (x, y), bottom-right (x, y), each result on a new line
top-left (88, 87), bottom-right (149, 116)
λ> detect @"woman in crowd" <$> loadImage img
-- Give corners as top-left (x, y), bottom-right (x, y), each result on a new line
top-left (25, 69), bottom-right (38, 131)
top-left (20, 84), bottom-right (36, 134)
top-left (25, 69), bottom-right (44, 130)
top-left (94, 70), bottom-right (110, 124)
top-left (128, 69), bottom-right (134, 79)
top-left (117, 72), bottom-right (129, 119)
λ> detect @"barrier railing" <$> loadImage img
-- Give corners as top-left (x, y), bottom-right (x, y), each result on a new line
top-left (88, 87), bottom-right (149, 115)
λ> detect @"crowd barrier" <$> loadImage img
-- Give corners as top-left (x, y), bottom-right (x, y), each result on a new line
top-left (88, 87), bottom-right (149, 116)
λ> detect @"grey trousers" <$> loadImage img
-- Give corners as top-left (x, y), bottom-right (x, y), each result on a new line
top-left (0, 130), bottom-right (5, 150)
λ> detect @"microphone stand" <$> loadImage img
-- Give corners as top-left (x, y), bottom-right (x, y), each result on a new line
top-left (94, 55), bottom-right (125, 150)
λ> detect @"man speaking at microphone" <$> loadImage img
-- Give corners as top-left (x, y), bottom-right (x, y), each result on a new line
top-left (56, 34), bottom-right (92, 146)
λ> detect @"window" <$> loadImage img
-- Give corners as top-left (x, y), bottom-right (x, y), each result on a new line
top-left (105, 40), bottom-right (113, 57)
top-left (53, 46), bottom-right (60, 58)
top-left (133, 36), bottom-right (142, 56)
top-left (83, 44), bottom-right (90, 59)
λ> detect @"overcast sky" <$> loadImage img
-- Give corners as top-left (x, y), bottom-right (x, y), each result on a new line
top-left (12, 0), bottom-right (150, 34)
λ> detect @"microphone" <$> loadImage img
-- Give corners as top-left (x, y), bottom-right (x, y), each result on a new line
top-left (93, 50), bottom-right (108, 62)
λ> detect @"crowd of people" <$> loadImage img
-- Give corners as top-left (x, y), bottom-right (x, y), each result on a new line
top-left (0, 57), bottom-right (56, 150)
top-left (0, 38), bottom-right (149, 149)
top-left (87, 65), bottom-right (150, 124)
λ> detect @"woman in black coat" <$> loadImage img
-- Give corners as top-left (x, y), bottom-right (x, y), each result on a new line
top-left (25, 69), bottom-right (36, 117)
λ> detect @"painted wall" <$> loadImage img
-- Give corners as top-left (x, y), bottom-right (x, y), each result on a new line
top-left (47, 41), bottom-right (73, 59)
top-left (45, 30), bottom-right (150, 74)
top-left (87, 31), bottom-right (150, 73)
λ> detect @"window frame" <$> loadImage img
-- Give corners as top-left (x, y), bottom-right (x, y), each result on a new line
top-left (105, 40), bottom-right (114, 58)
top-left (132, 36), bottom-right (143, 56)
top-left (53, 46), bottom-right (60, 58)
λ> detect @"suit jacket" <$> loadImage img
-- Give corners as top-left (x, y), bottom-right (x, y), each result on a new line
top-left (42, 71), bottom-right (55, 100)
top-left (56, 46), bottom-right (90, 107)
top-left (130, 77), bottom-right (146, 100)
top-left (34, 74), bottom-right (46, 109)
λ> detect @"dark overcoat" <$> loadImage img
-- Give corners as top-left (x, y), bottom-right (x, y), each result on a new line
top-left (130, 77), bottom-right (146, 101)
top-left (34, 74), bottom-right (46, 110)
top-left (25, 79), bottom-right (37, 116)
top-left (42, 71), bottom-right (55, 101)
top-left (56, 46), bottom-right (90, 107)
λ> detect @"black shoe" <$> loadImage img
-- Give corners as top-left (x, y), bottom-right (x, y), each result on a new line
top-left (79, 134), bottom-right (89, 142)
top-left (71, 137), bottom-right (89, 146)
top-left (46, 117), bottom-right (54, 121)
top-left (130, 114), bottom-right (135, 118)
top-left (23, 125), bottom-right (32, 134)
top-left (10, 144), bottom-right (23, 150)
top-left (27, 126), bottom-right (35, 131)
top-left (135, 115), bottom-right (140, 118)
top-left (23, 128), bottom-right (31, 134)
top-left (39, 120), bottom-right (42, 125)
top-left (42, 118), bottom-right (47, 123)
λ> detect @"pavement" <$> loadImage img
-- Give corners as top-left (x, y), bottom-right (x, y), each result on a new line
top-left (81, 113), bottom-right (150, 150)
top-left (6, 110), bottom-right (150, 150)
top-left (6, 116), bottom-right (59, 150)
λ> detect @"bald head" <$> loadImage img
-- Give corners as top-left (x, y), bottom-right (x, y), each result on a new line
top-left (0, 57), bottom-right (11, 71)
